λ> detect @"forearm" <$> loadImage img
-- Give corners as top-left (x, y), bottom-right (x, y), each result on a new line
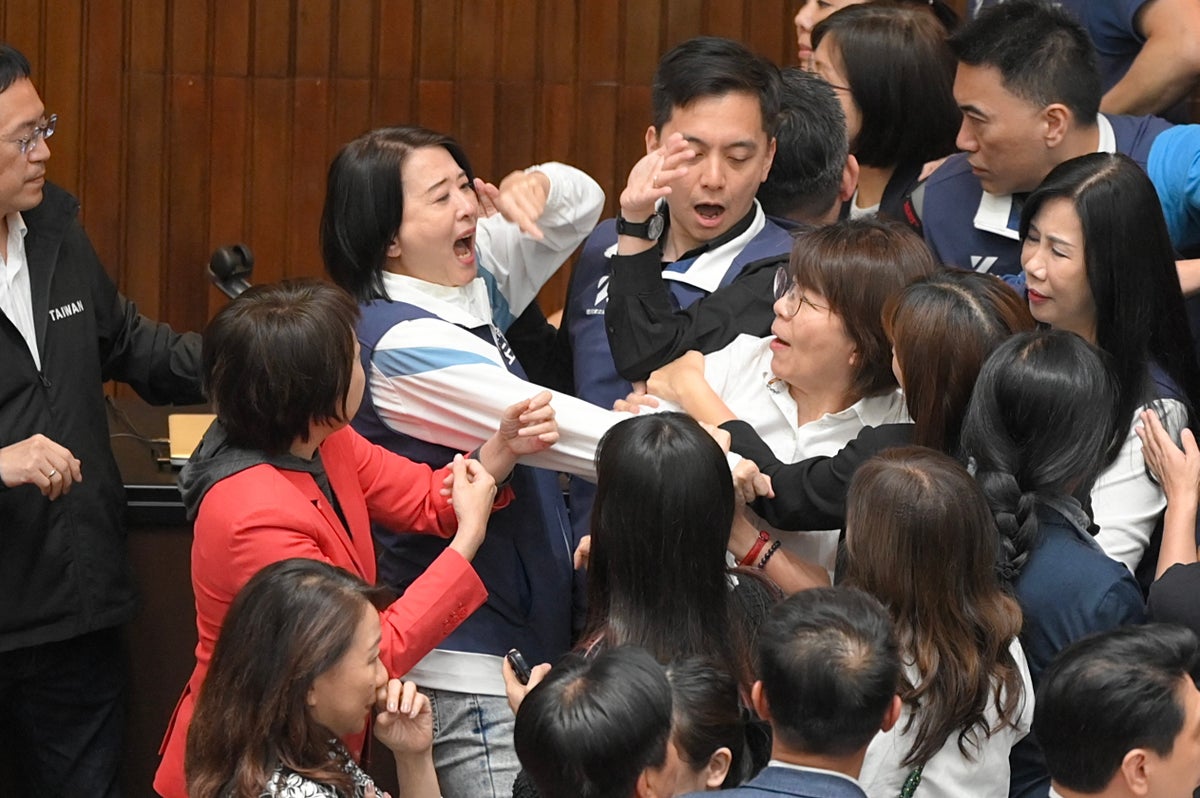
top-left (477, 162), bottom-right (605, 316)
top-left (607, 254), bottom-right (777, 381)
top-left (1177, 258), bottom-right (1200, 298)
top-left (674, 374), bottom-right (737, 426)
top-left (1099, 3), bottom-right (1200, 117)
top-left (394, 750), bottom-right (441, 798)
top-left (1156, 501), bottom-right (1200, 578)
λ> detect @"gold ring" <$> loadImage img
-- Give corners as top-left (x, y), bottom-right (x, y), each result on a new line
top-left (47, 469), bottom-right (57, 478)
top-left (652, 175), bottom-right (658, 188)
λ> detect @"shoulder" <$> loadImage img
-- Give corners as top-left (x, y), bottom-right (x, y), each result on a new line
top-left (923, 153), bottom-right (977, 193)
top-left (21, 181), bottom-right (82, 240)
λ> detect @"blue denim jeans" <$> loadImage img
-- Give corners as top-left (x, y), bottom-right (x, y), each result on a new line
top-left (425, 688), bottom-right (519, 798)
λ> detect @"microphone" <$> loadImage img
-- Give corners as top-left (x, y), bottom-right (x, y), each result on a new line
top-left (207, 244), bottom-right (254, 299)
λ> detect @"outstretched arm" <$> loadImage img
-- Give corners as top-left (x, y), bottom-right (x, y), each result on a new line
top-left (1099, 0), bottom-right (1200, 116)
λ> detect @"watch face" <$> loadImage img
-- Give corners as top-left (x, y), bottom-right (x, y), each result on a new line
top-left (647, 213), bottom-right (664, 240)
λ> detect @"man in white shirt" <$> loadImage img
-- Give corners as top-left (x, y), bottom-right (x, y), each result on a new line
top-left (684, 587), bottom-right (902, 798)
top-left (1036, 625), bottom-right (1200, 798)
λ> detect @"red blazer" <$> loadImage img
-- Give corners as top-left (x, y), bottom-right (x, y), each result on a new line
top-left (153, 425), bottom-right (500, 798)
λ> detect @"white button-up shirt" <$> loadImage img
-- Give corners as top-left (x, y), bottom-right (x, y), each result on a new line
top-left (0, 211), bottom-right (39, 369)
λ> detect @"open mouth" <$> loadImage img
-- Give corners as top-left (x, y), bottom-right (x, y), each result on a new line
top-left (453, 231), bottom-right (475, 263)
top-left (695, 204), bottom-right (725, 225)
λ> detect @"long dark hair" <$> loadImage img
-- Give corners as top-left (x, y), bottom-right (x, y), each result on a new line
top-left (186, 559), bottom-right (386, 798)
top-left (1020, 152), bottom-right (1200, 464)
top-left (884, 270), bottom-right (1036, 453)
top-left (960, 331), bottom-right (1119, 580)
top-left (583, 413), bottom-right (748, 683)
top-left (321, 125), bottom-right (475, 302)
top-left (845, 447), bottom-right (1025, 768)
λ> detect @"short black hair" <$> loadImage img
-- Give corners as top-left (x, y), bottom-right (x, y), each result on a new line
top-left (757, 68), bottom-right (847, 222)
top-left (1035, 624), bottom-right (1200, 793)
top-left (321, 126), bottom-right (475, 302)
top-left (949, 0), bottom-right (1100, 125)
top-left (651, 36), bottom-right (781, 138)
top-left (202, 279), bottom-right (360, 455)
top-left (0, 44), bottom-right (31, 94)
top-left (515, 647), bottom-right (672, 798)
top-left (755, 586), bottom-right (899, 756)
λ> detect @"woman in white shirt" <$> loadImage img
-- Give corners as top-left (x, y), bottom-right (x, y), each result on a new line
top-left (637, 218), bottom-right (937, 583)
top-left (844, 447), bottom-right (1033, 798)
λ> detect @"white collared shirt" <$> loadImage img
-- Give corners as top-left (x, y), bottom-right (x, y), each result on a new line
top-left (767, 760), bottom-right (865, 789)
top-left (0, 211), bottom-right (39, 369)
top-left (651, 334), bottom-right (910, 575)
top-left (601, 200), bottom-right (769, 294)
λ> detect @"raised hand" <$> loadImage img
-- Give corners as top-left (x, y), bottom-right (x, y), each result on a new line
top-left (618, 132), bottom-right (696, 221)
top-left (476, 170), bottom-right (552, 239)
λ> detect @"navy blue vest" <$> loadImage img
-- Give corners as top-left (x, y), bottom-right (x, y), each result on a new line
top-left (922, 114), bottom-right (1172, 276)
top-left (354, 299), bottom-right (575, 664)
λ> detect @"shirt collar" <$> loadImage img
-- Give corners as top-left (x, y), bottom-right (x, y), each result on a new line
top-left (380, 269), bottom-right (492, 329)
top-left (973, 114), bottom-right (1116, 240)
top-left (766, 760), bottom-right (864, 788)
top-left (666, 201), bottom-right (759, 262)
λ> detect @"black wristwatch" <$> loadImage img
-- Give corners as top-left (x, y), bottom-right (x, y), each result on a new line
top-left (616, 212), bottom-right (664, 241)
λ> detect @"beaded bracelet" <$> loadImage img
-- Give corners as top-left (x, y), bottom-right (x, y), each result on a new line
top-left (739, 530), bottom-right (771, 567)
top-left (757, 539), bottom-right (783, 569)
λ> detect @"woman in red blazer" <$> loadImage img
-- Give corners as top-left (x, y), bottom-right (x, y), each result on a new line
top-left (154, 279), bottom-right (557, 798)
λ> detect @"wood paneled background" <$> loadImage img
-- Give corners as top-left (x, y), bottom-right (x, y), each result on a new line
top-left (0, 0), bottom-right (941, 335)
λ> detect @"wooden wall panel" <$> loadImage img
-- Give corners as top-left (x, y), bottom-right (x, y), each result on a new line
top-left (3, 0), bottom-right (827, 337)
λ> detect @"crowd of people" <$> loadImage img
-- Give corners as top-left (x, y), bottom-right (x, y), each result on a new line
top-left (7, 0), bottom-right (1200, 797)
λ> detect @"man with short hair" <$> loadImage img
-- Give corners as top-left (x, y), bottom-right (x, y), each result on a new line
top-left (565, 38), bottom-right (803, 538)
top-left (602, 67), bottom-right (857, 385)
top-left (513, 646), bottom-right (677, 798)
top-left (0, 44), bottom-right (202, 796)
top-left (1034, 624), bottom-right (1200, 798)
top-left (969, 0), bottom-right (1200, 121)
top-left (688, 586), bottom-right (902, 798)
top-left (909, 0), bottom-right (1200, 289)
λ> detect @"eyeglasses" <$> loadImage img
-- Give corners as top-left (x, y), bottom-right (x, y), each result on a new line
top-left (10, 114), bottom-right (56, 156)
top-left (773, 266), bottom-right (828, 319)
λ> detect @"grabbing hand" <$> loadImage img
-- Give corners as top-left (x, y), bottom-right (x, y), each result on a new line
top-left (445, 454), bottom-right (497, 559)
top-left (373, 680), bottom-right (433, 755)
top-left (1137, 409), bottom-right (1200, 505)
top-left (618, 133), bottom-right (696, 220)
top-left (613, 385), bottom-right (660, 415)
top-left (499, 391), bottom-right (559, 457)
top-left (502, 656), bottom-right (552, 716)
top-left (647, 350), bottom-right (705, 405)
top-left (732, 458), bottom-right (774, 505)
top-left (0, 434), bottom-right (83, 500)
top-left (475, 170), bottom-right (551, 239)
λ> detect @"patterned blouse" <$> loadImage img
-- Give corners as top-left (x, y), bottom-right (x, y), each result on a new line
top-left (261, 744), bottom-right (380, 798)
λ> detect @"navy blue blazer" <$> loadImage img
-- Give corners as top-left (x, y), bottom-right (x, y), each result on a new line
top-left (682, 765), bottom-right (868, 798)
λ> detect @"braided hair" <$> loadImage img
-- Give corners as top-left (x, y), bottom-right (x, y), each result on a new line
top-left (959, 330), bottom-right (1118, 582)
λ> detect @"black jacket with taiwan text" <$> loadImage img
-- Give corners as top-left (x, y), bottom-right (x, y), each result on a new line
top-left (0, 182), bottom-right (203, 652)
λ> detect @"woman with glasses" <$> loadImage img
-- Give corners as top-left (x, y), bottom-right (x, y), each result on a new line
top-left (634, 218), bottom-right (937, 585)
top-left (809, 3), bottom-right (960, 221)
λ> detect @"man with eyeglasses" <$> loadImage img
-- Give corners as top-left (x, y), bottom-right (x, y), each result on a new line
top-left (0, 44), bottom-right (202, 797)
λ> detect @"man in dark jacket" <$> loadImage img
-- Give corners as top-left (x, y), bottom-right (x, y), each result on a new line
top-left (0, 44), bottom-right (202, 797)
